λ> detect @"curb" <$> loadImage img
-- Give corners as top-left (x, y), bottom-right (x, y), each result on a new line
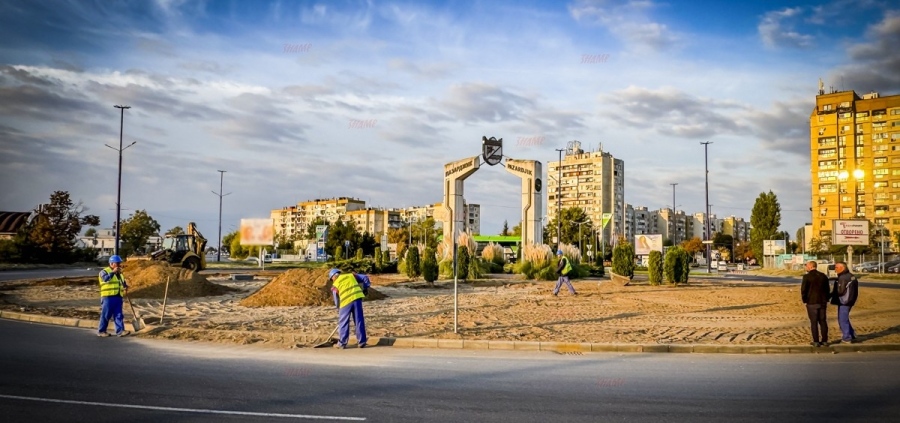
top-left (3, 310), bottom-right (898, 354)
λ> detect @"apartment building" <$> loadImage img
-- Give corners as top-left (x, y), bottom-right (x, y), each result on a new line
top-left (548, 141), bottom-right (625, 245)
top-left (270, 197), bottom-right (366, 240)
top-left (810, 87), bottom-right (900, 247)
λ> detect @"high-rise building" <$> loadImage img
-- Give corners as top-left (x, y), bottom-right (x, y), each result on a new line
top-left (270, 197), bottom-right (366, 240)
top-left (810, 87), bottom-right (900, 247)
top-left (548, 141), bottom-right (625, 246)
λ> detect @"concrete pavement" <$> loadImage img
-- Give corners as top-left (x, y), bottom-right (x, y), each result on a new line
top-left (3, 308), bottom-right (897, 354)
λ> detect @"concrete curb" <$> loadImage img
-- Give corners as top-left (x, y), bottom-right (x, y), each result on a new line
top-left (3, 311), bottom-right (898, 354)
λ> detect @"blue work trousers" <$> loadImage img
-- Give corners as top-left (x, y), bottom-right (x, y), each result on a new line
top-left (337, 299), bottom-right (367, 347)
top-left (837, 305), bottom-right (856, 341)
top-left (553, 275), bottom-right (576, 295)
top-left (99, 295), bottom-right (125, 334)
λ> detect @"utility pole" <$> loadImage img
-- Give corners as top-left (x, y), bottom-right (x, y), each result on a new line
top-left (212, 170), bottom-right (231, 262)
top-left (701, 142), bottom-right (713, 273)
top-left (108, 105), bottom-right (134, 257)
top-left (555, 148), bottom-right (565, 249)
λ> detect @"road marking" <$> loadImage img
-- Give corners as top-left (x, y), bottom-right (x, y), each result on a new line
top-left (0, 394), bottom-right (365, 421)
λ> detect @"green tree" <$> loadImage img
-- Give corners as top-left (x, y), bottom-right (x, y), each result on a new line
top-left (22, 191), bottom-right (100, 263)
top-left (612, 242), bottom-right (635, 277)
top-left (222, 230), bottom-right (238, 254)
top-left (456, 246), bottom-right (470, 280)
top-left (648, 250), bottom-right (663, 286)
top-left (356, 248), bottom-right (364, 260)
top-left (334, 245), bottom-right (344, 261)
top-left (750, 191), bottom-right (782, 266)
top-left (405, 246), bottom-right (421, 279)
top-left (230, 235), bottom-right (247, 259)
top-left (501, 220), bottom-right (509, 236)
top-left (542, 207), bottom-right (593, 248)
top-left (664, 246), bottom-right (689, 285)
top-left (511, 222), bottom-right (522, 237)
top-left (374, 246), bottom-right (383, 269)
top-left (421, 247), bottom-right (438, 283)
top-left (118, 210), bottom-right (160, 256)
top-left (166, 226), bottom-right (185, 236)
top-left (84, 228), bottom-right (98, 238)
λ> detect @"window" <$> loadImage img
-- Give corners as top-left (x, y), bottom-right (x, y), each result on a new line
top-left (839, 112), bottom-right (852, 119)
top-left (873, 109), bottom-right (886, 116)
top-left (818, 183), bottom-right (837, 193)
top-left (819, 159), bottom-right (837, 169)
top-left (875, 193), bottom-right (888, 200)
top-left (891, 108), bottom-right (900, 115)
top-left (856, 112), bottom-right (869, 118)
top-left (823, 104), bottom-right (833, 111)
top-left (873, 144), bottom-right (889, 152)
top-left (873, 133), bottom-right (888, 140)
top-left (843, 207), bottom-right (853, 216)
top-left (818, 148), bottom-right (836, 158)
top-left (857, 124), bottom-right (864, 131)
top-left (874, 181), bottom-right (888, 188)
top-left (875, 157), bottom-right (888, 165)
top-left (818, 170), bottom-right (838, 180)
top-left (841, 125), bottom-right (851, 132)
top-left (874, 169), bottom-right (889, 175)
top-left (873, 122), bottom-right (887, 129)
top-left (893, 182), bottom-right (900, 188)
top-left (818, 137), bottom-right (836, 146)
top-left (856, 146), bottom-right (865, 157)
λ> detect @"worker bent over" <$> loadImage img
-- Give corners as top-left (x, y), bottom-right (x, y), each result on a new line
top-left (98, 255), bottom-right (129, 337)
top-left (329, 268), bottom-right (369, 349)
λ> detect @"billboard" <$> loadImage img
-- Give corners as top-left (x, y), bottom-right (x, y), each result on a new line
top-left (832, 219), bottom-right (869, 246)
top-left (240, 219), bottom-right (274, 246)
top-left (635, 234), bottom-right (663, 255)
top-left (763, 240), bottom-right (786, 256)
top-left (315, 225), bottom-right (328, 262)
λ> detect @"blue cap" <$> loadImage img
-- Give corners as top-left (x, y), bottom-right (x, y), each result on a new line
top-left (328, 268), bottom-right (341, 279)
top-left (109, 255), bottom-right (123, 264)
top-left (556, 250), bottom-right (563, 255)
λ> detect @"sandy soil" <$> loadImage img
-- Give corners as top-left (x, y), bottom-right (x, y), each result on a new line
top-left (2, 273), bottom-right (899, 348)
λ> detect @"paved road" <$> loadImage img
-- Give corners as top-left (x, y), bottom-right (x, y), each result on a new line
top-left (2, 319), bottom-right (899, 422)
top-left (0, 268), bottom-right (101, 283)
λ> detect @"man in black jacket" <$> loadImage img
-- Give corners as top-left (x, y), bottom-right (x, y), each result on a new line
top-left (831, 261), bottom-right (859, 343)
top-left (800, 261), bottom-right (830, 346)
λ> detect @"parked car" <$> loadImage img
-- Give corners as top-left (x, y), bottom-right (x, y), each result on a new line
top-left (886, 261), bottom-right (900, 273)
top-left (96, 255), bottom-right (111, 266)
top-left (863, 260), bottom-right (900, 273)
top-left (853, 261), bottom-right (880, 272)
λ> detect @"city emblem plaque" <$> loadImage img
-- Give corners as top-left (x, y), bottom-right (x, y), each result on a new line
top-left (482, 136), bottom-right (503, 166)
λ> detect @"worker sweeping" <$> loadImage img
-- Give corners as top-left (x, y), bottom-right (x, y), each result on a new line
top-left (552, 250), bottom-right (576, 296)
top-left (97, 255), bottom-right (129, 337)
top-left (328, 268), bottom-right (369, 349)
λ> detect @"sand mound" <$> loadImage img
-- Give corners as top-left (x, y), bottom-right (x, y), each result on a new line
top-left (240, 268), bottom-right (387, 307)
top-left (122, 261), bottom-right (238, 299)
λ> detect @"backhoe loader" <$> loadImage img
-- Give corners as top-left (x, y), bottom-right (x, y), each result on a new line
top-left (148, 222), bottom-right (208, 271)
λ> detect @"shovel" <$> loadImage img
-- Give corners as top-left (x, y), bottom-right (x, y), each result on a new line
top-left (313, 326), bottom-right (338, 348)
top-left (125, 293), bottom-right (146, 332)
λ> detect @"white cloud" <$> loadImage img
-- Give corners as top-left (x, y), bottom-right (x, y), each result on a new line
top-left (758, 7), bottom-right (814, 49)
top-left (568, 0), bottom-right (678, 51)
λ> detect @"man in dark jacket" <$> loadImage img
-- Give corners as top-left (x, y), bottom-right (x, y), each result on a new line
top-left (830, 261), bottom-right (859, 343)
top-left (800, 261), bottom-right (830, 346)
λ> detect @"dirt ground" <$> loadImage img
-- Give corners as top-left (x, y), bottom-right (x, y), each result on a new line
top-left (2, 272), bottom-right (899, 348)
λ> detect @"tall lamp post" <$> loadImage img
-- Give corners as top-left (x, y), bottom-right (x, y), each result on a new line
top-left (701, 141), bottom-right (712, 273)
top-left (555, 148), bottom-right (565, 249)
top-left (212, 170), bottom-right (231, 262)
top-left (574, 220), bottom-right (590, 261)
top-left (107, 105), bottom-right (134, 256)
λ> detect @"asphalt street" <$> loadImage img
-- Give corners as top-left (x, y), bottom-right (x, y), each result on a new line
top-left (2, 319), bottom-right (899, 422)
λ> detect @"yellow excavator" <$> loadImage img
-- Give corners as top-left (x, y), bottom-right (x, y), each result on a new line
top-left (149, 222), bottom-right (208, 271)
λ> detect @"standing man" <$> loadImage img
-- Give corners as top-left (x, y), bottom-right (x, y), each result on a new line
top-left (831, 261), bottom-right (859, 343)
top-left (98, 255), bottom-right (129, 337)
top-left (552, 250), bottom-right (576, 296)
top-left (328, 268), bottom-right (369, 349)
top-left (800, 261), bottom-right (830, 346)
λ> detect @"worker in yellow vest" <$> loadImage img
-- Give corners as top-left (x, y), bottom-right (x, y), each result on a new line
top-left (552, 250), bottom-right (576, 296)
top-left (97, 255), bottom-right (129, 337)
top-left (328, 268), bottom-right (369, 349)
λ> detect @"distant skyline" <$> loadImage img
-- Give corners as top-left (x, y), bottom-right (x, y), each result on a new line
top-left (1, 0), bottom-right (898, 239)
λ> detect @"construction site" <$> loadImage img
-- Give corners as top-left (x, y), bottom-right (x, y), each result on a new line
top-left (2, 262), bottom-right (900, 348)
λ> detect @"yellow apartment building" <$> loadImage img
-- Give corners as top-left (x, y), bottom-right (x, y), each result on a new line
top-left (810, 87), bottom-right (900, 249)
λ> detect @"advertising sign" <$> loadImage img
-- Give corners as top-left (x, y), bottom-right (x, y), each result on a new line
top-left (832, 219), bottom-right (869, 246)
top-left (763, 240), bottom-right (786, 256)
top-left (634, 234), bottom-right (663, 256)
top-left (240, 219), bottom-right (274, 246)
top-left (316, 225), bottom-right (328, 262)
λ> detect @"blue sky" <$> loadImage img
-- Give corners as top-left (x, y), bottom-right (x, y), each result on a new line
top-left (1, 0), bottom-right (898, 241)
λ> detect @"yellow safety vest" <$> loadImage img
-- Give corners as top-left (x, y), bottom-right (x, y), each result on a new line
top-left (561, 257), bottom-right (573, 276)
top-left (98, 267), bottom-right (125, 297)
top-left (332, 273), bottom-right (365, 308)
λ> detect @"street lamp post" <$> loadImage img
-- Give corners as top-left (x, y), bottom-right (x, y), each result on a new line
top-left (212, 170), bottom-right (231, 262)
top-left (701, 142), bottom-right (712, 273)
top-left (107, 105), bottom-right (135, 257)
top-left (555, 148), bottom-right (565, 249)
top-left (671, 183), bottom-right (678, 244)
